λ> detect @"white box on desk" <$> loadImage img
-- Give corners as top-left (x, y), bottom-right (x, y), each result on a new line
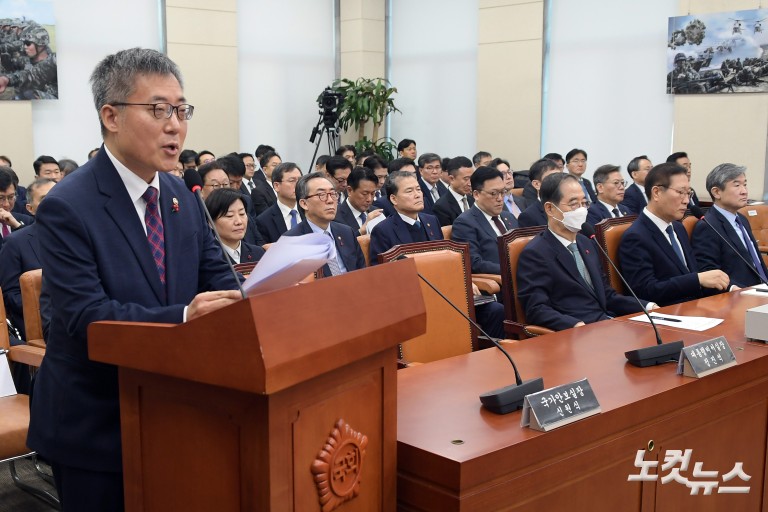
top-left (745, 303), bottom-right (768, 342)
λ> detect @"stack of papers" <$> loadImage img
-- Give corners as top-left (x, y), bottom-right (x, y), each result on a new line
top-left (629, 313), bottom-right (723, 331)
top-left (740, 283), bottom-right (768, 297)
top-left (242, 233), bottom-right (335, 296)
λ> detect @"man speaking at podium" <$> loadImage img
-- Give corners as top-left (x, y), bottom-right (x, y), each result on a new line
top-left (26, 48), bottom-right (242, 511)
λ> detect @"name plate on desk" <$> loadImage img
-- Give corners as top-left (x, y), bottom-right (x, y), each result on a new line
top-left (677, 336), bottom-right (737, 378)
top-left (521, 378), bottom-right (601, 432)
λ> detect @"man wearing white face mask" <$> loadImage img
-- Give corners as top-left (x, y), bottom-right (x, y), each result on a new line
top-left (517, 173), bottom-right (650, 331)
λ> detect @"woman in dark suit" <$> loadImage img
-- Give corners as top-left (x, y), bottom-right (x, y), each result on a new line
top-left (205, 188), bottom-right (265, 264)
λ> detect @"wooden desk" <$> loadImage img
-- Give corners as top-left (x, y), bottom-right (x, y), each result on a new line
top-left (397, 310), bottom-right (768, 511)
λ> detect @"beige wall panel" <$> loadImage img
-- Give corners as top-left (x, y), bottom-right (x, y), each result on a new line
top-left (477, 40), bottom-right (542, 170)
top-left (673, 95), bottom-right (768, 200)
top-left (480, 0), bottom-right (541, 8)
top-left (341, 0), bottom-right (384, 21)
top-left (479, 2), bottom-right (543, 44)
top-left (0, 101), bottom-right (35, 184)
top-left (167, 43), bottom-right (238, 157)
top-left (167, 7), bottom-right (237, 47)
top-left (340, 19), bottom-right (385, 53)
top-left (166, 0), bottom-right (236, 11)
top-left (339, 51), bottom-right (385, 79)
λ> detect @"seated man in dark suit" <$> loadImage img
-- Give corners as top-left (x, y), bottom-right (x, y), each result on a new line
top-left (518, 173), bottom-right (651, 331)
top-left (250, 151), bottom-right (281, 215)
top-left (369, 170), bottom-right (442, 265)
top-left (433, 156), bottom-right (474, 226)
top-left (490, 157), bottom-right (527, 218)
top-left (0, 167), bottom-right (34, 248)
top-left (416, 153), bottom-right (448, 215)
top-left (619, 163), bottom-right (729, 306)
top-left (372, 157), bottom-right (417, 217)
top-left (451, 167), bottom-right (518, 274)
top-left (326, 156), bottom-right (353, 205)
top-left (692, 163), bottom-right (768, 288)
top-left (620, 155), bottom-right (652, 214)
top-left (518, 158), bottom-right (561, 228)
top-left (283, 172), bottom-right (365, 275)
top-left (255, 162), bottom-right (303, 244)
top-left (363, 154), bottom-right (388, 203)
top-left (667, 151), bottom-right (700, 206)
top-left (219, 153), bottom-right (256, 216)
top-left (586, 164), bottom-right (632, 225)
top-left (334, 166), bottom-right (384, 235)
top-left (205, 188), bottom-right (266, 264)
top-left (565, 148), bottom-right (596, 203)
top-left (0, 178), bottom-right (55, 340)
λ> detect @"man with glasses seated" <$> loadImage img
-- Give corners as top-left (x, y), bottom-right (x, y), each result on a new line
top-left (451, 167), bottom-right (518, 275)
top-left (518, 173), bottom-right (651, 331)
top-left (0, 167), bottom-right (33, 248)
top-left (416, 153), bottom-right (448, 215)
top-left (565, 148), bottom-right (596, 204)
top-left (619, 163), bottom-right (730, 306)
top-left (198, 160), bottom-right (231, 200)
top-left (256, 162), bottom-right (303, 244)
top-left (282, 172), bottom-right (365, 276)
top-left (325, 156), bottom-right (353, 205)
top-left (586, 164), bottom-right (632, 225)
top-left (490, 157), bottom-right (527, 218)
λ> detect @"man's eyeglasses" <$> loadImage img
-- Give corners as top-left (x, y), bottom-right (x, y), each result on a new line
top-left (204, 181), bottom-right (230, 189)
top-left (607, 180), bottom-right (627, 188)
top-left (244, 164), bottom-right (257, 170)
top-left (661, 186), bottom-right (693, 199)
top-left (306, 191), bottom-right (339, 202)
top-left (0, 193), bottom-right (17, 203)
top-left (423, 165), bottom-right (442, 172)
top-left (479, 189), bottom-right (506, 199)
top-left (109, 102), bottom-right (195, 121)
top-left (569, 159), bottom-right (587, 165)
top-left (559, 200), bottom-right (590, 210)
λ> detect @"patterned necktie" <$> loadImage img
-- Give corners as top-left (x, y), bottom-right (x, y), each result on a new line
top-left (491, 215), bottom-right (507, 235)
top-left (324, 231), bottom-right (343, 276)
top-left (612, 207), bottom-right (620, 218)
top-left (359, 212), bottom-right (367, 225)
top-left (736, 217), bottom-right (768, 282)
top-left (289, 209), bottom-right (298, 228)
top-left (461, 196), bottom-right (469, 212)
top-left (142, 186), bottom-right (166, 285)
top-left (246, 180), bottom-right (254, 193)
top-left (568, 243), bottom-right (594, 291)
top-left (431, 187), bottom-right (439, 202)
top-left (1, 223), bottom-right (9, 237)
top-left (665, 225), bottom-right (687, 269)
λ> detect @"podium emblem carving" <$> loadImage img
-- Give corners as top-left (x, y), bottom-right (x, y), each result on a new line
top-left (311, 418), bottom-right (368, 512)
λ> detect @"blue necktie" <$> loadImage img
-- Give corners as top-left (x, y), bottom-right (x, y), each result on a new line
top-left (359, 212), bottom-right (367, 225)
top-left (665, 225), bottom-right (687, 269)
top-left (289, 209), bottom-right (298, 228)
top-left (736, 217), bottom-right (768, 282)
top-left (568, 243), bottom-right (594, 291)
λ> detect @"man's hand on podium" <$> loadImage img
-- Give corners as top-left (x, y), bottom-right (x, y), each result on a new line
top-left (187, 290), bottom-right (243, 321)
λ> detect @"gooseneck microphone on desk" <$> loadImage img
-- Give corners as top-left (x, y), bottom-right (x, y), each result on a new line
top-left (394, 254), bottom-right (543, 414)
top-left (689, 205), bottom-right (768, 287)
top-left (580, 223), bottom-right (683, 367)
top-left (183, 170), bottom-right (247, 299)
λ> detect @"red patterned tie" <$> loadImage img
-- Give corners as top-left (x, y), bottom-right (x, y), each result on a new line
top-left (142, 186), bottom-right (165, 285)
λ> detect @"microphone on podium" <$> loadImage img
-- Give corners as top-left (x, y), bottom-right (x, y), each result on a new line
top-left (183, 170), bottom-right (247, 299)
top-left (580, 223), bottom-right (683, 367)
top-left (688, 205), bottom-right (768, 287)
top-left (393, 254), bottom-right (543, 414)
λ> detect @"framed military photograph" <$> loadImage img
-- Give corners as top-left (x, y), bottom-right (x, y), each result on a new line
top-left (0, 0), bottom-right (57, 100)
top-left (667, 8), bottom-right (768, 94)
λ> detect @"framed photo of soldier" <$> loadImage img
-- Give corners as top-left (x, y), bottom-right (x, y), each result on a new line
top-left (667, 8), bottom-right (768, 94)
top-left (0, 0), bottom-right (57, 100)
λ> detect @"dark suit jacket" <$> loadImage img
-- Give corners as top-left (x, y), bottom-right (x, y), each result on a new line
top-left (0, 222), bottom-right (41, 339)
top-left (225, 240), bottom-right (265, 264)
top-left (255, 202), bottom-right (291, 244)
top-left (518, 229), bottom-right (645, 330)
top-left (433, 191), bottom-right (474, 227)
top-left (244, 213), bottom-right (264, 247)
top-left (334, 201), bottom-right (376, 234)
top-left (522, 182), bottom-right (538, 203)
top-left (451, 207), bottom-right (518, 274)
top-left (250, 171), bottom-right (276, 216)
top-left (372, 194), bottom-right (397, 217)
top-left (692, 207), bottom-right (767, 288)
top-left (518, 201), bottom-right (547, 228)
top-left (578, 177), bottom-right (597, 203)
top-left (0, 211), bottom-right (34, 248)
top-left (620, 182), bottom-right (647, 215)
top-left (586, 201), bottom-right (632, 226)
top-left (369, 212), bottom-right (442, 265)
top-left (27, 148), bottom-right (241, 472)
top-left (418, 176), bottom-right (448, 215)
top-left (619, 212), bottom-right (715, 306)
top-left (283, 220), bottom-right (365, 275)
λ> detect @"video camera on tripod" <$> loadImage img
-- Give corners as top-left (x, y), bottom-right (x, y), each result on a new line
top-left (308, 87), bottom-right (345, 169)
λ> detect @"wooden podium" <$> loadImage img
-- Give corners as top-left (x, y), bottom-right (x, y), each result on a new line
top-left (88, 259), bottom-right (426, 512)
